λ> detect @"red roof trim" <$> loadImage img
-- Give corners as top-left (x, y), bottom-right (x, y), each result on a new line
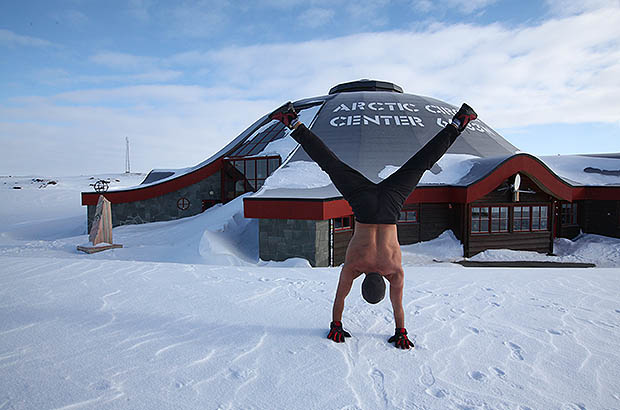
top-left (244, 198), bottom-right (352, 220)
top-left (244, 154), bottom-right (620, 220)
top-left (465, 154), bottom-right (574, 202)
top-left (82, 159), bottom-right (223, 205)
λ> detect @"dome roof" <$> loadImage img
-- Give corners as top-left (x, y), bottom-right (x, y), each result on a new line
top-left (290, 80), bottom-right (518, 183)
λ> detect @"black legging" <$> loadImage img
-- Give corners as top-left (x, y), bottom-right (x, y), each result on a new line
top-left (290, 124), bottom-right (459, 224)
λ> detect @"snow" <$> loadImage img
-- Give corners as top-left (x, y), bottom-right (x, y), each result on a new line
top-left (379, 154), bottom-right (480, 185)
top-left (541, 154), bottom-right (620, 186)
top-left (262, 161), bottom-right (331, 190)
top-left (1, 174), bottom-right (620, 409)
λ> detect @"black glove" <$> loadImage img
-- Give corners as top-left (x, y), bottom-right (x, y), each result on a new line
top-left (388, 328), bottom-right (414, 349)
top-left (327, 321), bottom-right (351, 343)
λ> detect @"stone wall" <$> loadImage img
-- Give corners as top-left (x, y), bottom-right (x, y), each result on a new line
top-left (259, 219), bottom-right (330, 267)
top-left (87, 171), bottom-right (221, 231)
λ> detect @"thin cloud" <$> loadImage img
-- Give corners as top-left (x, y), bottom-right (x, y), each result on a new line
top-left (412, 0), bottom-right (497, 15)
top-left (299, 8), bottom-right (335, 27)
top-left (545, 0), bottom-right (620, 16)
top-left (51, 9), bottom-right (89, 26)
top-left (90, 52), bottom-right (159, 70)
top-left (0, 29), bottom-right (57, 48)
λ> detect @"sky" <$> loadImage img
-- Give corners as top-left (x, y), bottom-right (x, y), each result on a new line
top-left (1, 0), bottom-right (619, 176)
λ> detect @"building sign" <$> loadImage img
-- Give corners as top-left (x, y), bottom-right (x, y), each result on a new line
top-left (328, 100), bottom-right (486, 133)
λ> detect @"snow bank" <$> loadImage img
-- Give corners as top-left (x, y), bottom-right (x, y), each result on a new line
top-left (469, 233), bottom-right (620, 267)
top-left (401, 230), bottom-right (463, 265)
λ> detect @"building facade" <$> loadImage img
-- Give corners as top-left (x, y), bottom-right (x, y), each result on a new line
top-left (82, 80), bottom-right (620, 264)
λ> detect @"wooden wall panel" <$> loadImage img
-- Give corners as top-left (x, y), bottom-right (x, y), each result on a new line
top-left (467, 232), bottom-right (551, 257)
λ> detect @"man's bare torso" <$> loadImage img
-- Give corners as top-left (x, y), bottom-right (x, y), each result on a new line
top-left (343, 222), bottom-right (403, 279)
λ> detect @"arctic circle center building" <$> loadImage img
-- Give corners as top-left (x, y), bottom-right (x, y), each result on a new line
top-left (82, 80), bottom-right (620, 266)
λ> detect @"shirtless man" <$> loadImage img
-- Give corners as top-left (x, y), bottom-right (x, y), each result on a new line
top-left (269, 101), bottom-right (477, 349)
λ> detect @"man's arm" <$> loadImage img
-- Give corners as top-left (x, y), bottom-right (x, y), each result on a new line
top-left (331, 264), bottom-right (359, 322)
top-left (387, 270), bottom-right (405, 328)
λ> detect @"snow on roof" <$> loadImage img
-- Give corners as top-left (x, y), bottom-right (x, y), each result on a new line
top-left (253, 151), bottom-right (620, 200)
top-left (540, 154), bottom-right (620, 186)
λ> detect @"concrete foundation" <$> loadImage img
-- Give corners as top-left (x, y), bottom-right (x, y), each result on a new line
top-left (259, 219), bottom-right (330, 267)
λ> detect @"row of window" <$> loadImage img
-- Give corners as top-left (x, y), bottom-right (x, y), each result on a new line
top-left (333, 203), bottom-right (578, 234)
top-left (471, 205), bottom-right (549, 234)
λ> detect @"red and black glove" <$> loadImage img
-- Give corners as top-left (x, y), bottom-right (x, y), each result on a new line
top-left (388, 328), bottom-right (414, 349)
top-left (327, 321), bottom-right (351, 343)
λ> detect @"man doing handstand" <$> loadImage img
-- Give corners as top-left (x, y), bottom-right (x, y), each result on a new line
top-left (269, 102), bottom-right (477, 349)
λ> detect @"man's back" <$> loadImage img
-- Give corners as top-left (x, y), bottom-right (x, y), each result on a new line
top-left (344, 223), bottom-right (403, 278)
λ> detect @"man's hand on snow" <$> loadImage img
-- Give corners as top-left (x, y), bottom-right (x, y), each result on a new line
top-left (388, 328), bottom-right (414, 349)
top-left (327, 321), bottom-right (351, 343)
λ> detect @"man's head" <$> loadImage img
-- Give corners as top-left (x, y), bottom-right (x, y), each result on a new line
top-left (361, 272), bottom-right (386, 304)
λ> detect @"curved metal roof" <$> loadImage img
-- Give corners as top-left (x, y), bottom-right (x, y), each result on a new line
top-left (291, 82), bottom-right (518, 184)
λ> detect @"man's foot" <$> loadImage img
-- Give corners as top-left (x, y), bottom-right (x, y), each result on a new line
top-left (451, 103), bottom-right (477, 132)
top-left (269, 101), bottom-right (299, 129)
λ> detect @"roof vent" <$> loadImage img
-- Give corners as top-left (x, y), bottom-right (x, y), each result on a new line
top-left (329, 79), bottom-right (403, 95)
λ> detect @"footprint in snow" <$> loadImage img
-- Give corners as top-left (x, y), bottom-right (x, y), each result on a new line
top-left (547, 329), bottom-right (562, 335)
top-left (419, 365), bottom-right (435, 387)
top-left (492, 367), bottom-right (505, 377)
top-left (468, 370), bottom-right (487, 381)
top-left (504, 341), bottom-right (524, 361)
top-left (426, 387), bottom-right (447, 398)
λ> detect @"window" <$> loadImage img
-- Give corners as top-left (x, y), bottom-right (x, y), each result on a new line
top-left (532, 206), bottom-right (548, 231)
top-left (491, 206), bottom-right (509, 232)
top-left (333, 216), bottom-right (353, 232)
top-left (471, 207), bottom-right (489, 233)
top-left (513, 206), bottom-right (531, 232)
top-left (228, 122), bottom-right (287, 157)
top-left (398, 210), bottom-right (418, 223)
top-left (472, 206), bottom-right (508, 234)
top-left (472, 204), bottom-right (550, 234)
top-left (224, 156), bottom-right (281, 200)
top-left (561, 203), bottom-right (578, 225)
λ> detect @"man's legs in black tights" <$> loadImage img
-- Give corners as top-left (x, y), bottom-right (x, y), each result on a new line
top-left (379, 124), bottom-right (460, 201)
top-left (291, 124), bottom-right (374, 200)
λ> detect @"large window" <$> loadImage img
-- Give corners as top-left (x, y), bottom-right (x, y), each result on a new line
top-left (513, 206), bottom-right (531, 232)
top-left (561, 203), bottom-right (578, 225)
top-left (472, 206), bottom-right (508, 234)
top-left (224, 156), bottom-right (281, 200)
top-left (472, 204), bottom-right (549, 234)
top-left (471, 207), bottom-right (489, 233)
top-left (491, 206), bottom-right (509, 232)
top-left (531, 206), bottom-right (548, 231)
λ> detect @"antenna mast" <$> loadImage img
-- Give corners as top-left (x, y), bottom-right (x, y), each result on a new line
top-left (125, 137), bottom-right (131, 174)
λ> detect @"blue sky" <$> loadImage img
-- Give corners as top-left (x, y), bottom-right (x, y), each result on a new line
top-left (1, 0), bottom-right (619, 175)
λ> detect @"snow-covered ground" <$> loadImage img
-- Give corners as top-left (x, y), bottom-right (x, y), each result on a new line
top-left (1, 174), bottom-right (619, 410)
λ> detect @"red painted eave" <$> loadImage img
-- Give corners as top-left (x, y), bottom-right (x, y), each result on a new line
top-left (82, 159), bottom-right (223, 205)
top-left (244, 198), bottom-right (353, 220)
top-left (465, 154), bottom-right (574, 202)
